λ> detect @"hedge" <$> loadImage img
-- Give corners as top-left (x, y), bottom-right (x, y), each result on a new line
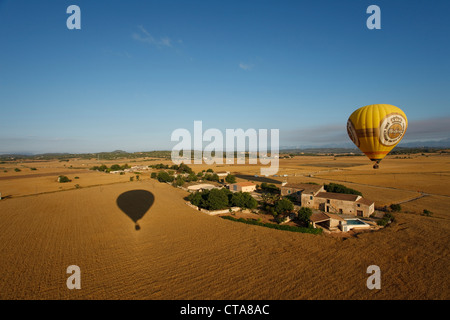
top-left (221, 216), bottom-right (322, 235)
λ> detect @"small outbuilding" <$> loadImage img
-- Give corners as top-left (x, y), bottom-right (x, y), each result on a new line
top-left (229, 182), bottom-right (257, 193)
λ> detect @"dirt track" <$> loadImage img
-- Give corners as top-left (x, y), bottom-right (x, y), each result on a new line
top-left (0, 170), bottom-right (90, 180)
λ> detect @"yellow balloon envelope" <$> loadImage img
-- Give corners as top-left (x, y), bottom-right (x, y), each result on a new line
top-left (347, 104), bottom-right (408, 168)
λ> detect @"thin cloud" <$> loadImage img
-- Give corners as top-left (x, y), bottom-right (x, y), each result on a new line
top-left (132, 26), bottom-right (173, 48)
top-left (283, 124), bottom-right (347, 145)
top-left (403, 116), bottom-right (450, 141)
top-left (281, 116), bottom-right (450, 147)
top-left (239, 62), bottom-right (253, 71)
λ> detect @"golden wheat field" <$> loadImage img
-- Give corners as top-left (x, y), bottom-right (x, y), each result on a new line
top-left (0, 154), bottom-right (448, 300)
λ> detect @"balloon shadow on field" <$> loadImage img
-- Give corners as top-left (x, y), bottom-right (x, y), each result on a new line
top-left (116, 190), bottom-right (155, 231)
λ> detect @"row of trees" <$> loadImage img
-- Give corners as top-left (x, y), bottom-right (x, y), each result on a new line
top-left (90, 163), bottom-right (130, 172)
top-left (259, 182), bottom-right (280, 194)
top-left (150, 162), bottom-right (237, 187)
top-left (187, 188), bottom-right (257, 211)
top-left (324, 183), bottom-right (362, 196)
top-left (149, 163), bottom-right (194, 174)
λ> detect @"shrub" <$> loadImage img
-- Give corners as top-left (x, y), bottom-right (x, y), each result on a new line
top-left (58, 175), bottom-right (71, 183)
top-left (422, 209), bottom-right (433, 217)
top-left (377, 213), bottom-right (395, 226)
top-left (390, 204), bottom-right (401, 212)
top-left (151, 172), bottom-right (157, 179)
top-left (74, 176), bottom-right (79, 179)
top-left (30, 167), bottom-right (37, 171)
top-left (14, 168), bottom-right (21, 172)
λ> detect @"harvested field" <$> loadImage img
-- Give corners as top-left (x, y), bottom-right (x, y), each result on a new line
top-left (0, 154), bottom-right (448, 300)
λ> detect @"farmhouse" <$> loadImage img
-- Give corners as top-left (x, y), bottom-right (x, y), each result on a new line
top-left (280, 183), bottom-right (374, 217)
top-left (280, 183), bottom-right (325, 205)
top-left (229, 182), bottom-right (257, 193)
top-left (314, 192), bottom-right (374, 217)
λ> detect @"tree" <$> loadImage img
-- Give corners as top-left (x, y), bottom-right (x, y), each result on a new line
top-left (188, 192), bottom-right (204, 207)
top-left (178, 163), bottom-right (193, 174)
top-left (274, 198), bottom-right (294, 215)
top-left (206, 189), bottom-right (229, 210)
top-left (225, 174), bottom-right (236, 184)
top-left (206, 168), bottom-right (214, 173)
top-left (157, 171), bottom-right (174, 183)
top-left (297, 207), bottom-right (313, 226)
top-left (173, 175), bottom-right (185, 187)
top-left (150, 172), bottom-right (157, 179)
top-left (110, 164), bottom-right (121, 171)
top-left (186, 173), bottom-right (198, 182)
top-left (230, 192), bottom-right (257, 209)
top-left (261, 192), bottom-right (271, 205)
top-left (204, 173), bottom-right (219, 182)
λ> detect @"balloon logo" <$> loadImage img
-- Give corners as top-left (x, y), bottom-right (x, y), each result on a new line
top-left (116, 190), bottom-right (155, 230)
top-left (347, 104), bottom-right (408, 169)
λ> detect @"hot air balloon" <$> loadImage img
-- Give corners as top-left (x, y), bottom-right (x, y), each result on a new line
top-left (347, 104), bottom-right (407, 169)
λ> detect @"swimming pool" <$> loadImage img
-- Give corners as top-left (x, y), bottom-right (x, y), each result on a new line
top-left (345, 219), bottom-right (367, 225)
top-left (341, 218), bottom-right (370, 231)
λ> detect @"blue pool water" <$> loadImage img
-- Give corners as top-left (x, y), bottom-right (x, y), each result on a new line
top-left (345, 219), bottom-right (367, 225)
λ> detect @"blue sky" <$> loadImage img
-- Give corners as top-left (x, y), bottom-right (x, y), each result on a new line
top-left (0, 0), bottom-right (449, 153)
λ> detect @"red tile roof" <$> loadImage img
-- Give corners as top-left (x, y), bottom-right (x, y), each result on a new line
top-left (310, 212), bottom-right (330, 223)
top-left (234, 182), bottom-right (256, 187)
top-left (281, 183), bottom-right (323, 194)
top-left (356, 197), bottom-right (374, 206)
top-left (315, 192), bottom-right (360, 202)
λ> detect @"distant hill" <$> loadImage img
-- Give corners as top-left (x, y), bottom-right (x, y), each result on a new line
top-left (1, 140), bottom-right (449, 161)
